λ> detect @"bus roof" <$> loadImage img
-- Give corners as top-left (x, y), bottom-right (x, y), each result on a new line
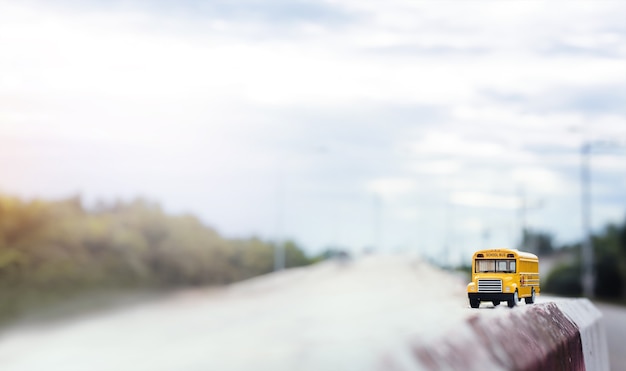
top-left (472, 248), bottom-right (538, 261)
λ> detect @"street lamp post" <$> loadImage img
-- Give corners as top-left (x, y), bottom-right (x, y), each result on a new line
top-left (579, 139), bottom-right (626, 298)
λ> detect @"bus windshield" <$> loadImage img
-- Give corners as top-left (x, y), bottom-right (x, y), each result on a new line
top-left (476, 259), bottom-right (516, 273)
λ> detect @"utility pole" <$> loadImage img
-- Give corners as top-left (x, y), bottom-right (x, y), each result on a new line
top-left (373, 194), bottom-right (382, 252)
top-left (274, 162), bottom-right (286, 272)
top-left (517, 187), bottom-right (543, 253)
top-left (482, 228), bottom-right (490, 250)
top-left (580, 143), bottom-right (594, 298)
top-left (442, 194), bottom-right (453, 268)
top-left (518, 187), bottom-right (527, 250)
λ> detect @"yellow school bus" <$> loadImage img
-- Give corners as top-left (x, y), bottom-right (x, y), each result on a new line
top-left (467, 248), bottom-right (540, 308)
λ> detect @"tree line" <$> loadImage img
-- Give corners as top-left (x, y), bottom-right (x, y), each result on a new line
top-left (0, 194), bottom-right (313, 325)
top-left (536, 217), bottom-right (626, 300)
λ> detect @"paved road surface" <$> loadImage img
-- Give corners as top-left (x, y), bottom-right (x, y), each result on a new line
top-left (595, 302), bottom-right (626, 370)
top-left (0, 255), bottom-right (472, 371)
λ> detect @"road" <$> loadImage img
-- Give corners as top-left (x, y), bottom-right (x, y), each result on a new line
top-left (595, 302), bottom-right (626, 370)
top-left (0, 255), bottom-right (622, 370)
top-left (0, 255), bottom-right (471, 371)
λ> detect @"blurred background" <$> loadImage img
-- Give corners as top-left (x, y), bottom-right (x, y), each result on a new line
top-left (0, 0), bottom-right (625, 345)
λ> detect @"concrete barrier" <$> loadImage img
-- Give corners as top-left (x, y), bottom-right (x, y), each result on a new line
top-left (411, 299), bottom-right (608, 371)
top-left (557, 299), bottom-right (609, 371)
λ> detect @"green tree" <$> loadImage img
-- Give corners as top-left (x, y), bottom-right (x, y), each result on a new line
top-left (544, 216), bottom-right (626, 299)
top-left (0, 193), bottom-right (314, 326)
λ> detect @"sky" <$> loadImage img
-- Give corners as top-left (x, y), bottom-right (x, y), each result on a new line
top-left (1, 0), bottom-right (625, 264)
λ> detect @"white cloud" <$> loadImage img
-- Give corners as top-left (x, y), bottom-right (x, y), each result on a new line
top-left (0, 0), bottom-right (624, 255)
top-left (411, 160), bottom-right (461, 175)
top-left (366, 178), bottom-right (416, 197)
top-left (592, 153), bottom-right (626, 172)
top-left (510, 167), bottom-right (565, 194)
top-left (409, 132), bottom-right (524, 162)
top-left (457, 217), bottom-right (485, 233)
top-left (451, 191), bottom-right (520, 210)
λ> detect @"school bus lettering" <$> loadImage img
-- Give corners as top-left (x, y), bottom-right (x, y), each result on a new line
top-left (466, 248), bottom-right (540, 308)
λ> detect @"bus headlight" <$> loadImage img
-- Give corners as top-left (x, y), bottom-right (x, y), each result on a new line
top-left (505, 287), bottom-right (511, 292)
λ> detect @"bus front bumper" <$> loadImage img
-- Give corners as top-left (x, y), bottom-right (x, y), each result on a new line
top-left (468, 292), bottom-right (512, 302)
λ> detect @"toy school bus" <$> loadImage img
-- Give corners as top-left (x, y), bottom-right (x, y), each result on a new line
top-left (467, 248), bottom-right (540, 308)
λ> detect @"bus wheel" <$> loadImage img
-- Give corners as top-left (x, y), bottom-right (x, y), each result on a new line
top-left (525, 288), bottom-right (535, 304)
top-left (507, 291), bottom-right (518, 308)
top-left (470, 298), bottom-right (480, 308)
top-left (492, 301), bottom-right (500, 306)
